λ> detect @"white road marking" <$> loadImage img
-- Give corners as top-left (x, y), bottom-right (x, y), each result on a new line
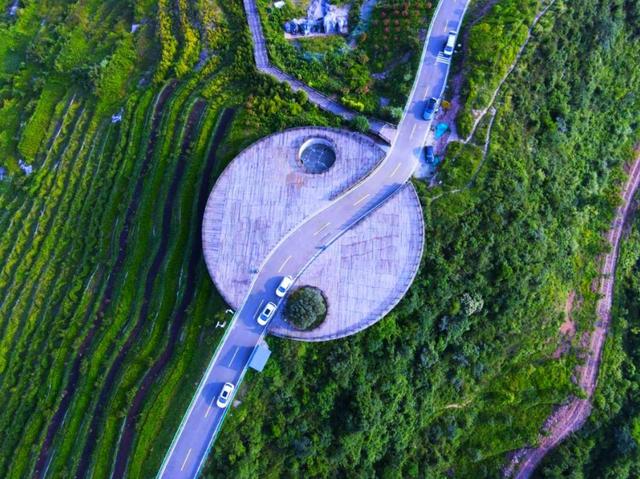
top-left (436, 53), bottom-right (451, 65)
top-left (409, 124), bottom-right (417, 139)
top-left (181, 449), bottom-right (192, 471)
top-left (353, 194), bottom-right (370, 206)
top-left (390, 163), bottom-right (402, 178)
top-left (278, 255), bottom-right (292, 273)
top-left (228, 347), bottom-right (239, 367)
top-left (204, 403), bottom-right (213, 418)
top-left (253, 299), bottom-right (265, 318)
top-left (313, 222), bottom-right (331, 236)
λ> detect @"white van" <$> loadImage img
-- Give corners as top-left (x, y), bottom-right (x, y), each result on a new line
top-left (444, 30), bottom-right (457, 57)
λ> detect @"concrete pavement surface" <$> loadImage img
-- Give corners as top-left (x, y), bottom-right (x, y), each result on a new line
top-left (157, 1), bottom-right (470, 477)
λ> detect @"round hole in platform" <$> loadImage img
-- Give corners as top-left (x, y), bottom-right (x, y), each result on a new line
top-left (298, 137), bottom-right (336, 174)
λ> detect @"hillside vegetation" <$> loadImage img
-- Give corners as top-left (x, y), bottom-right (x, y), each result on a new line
top-left (206, 0), bottom-right (640, 477)
top-left (536, 188), bottom-right (640, 478)
top-left (256, 0), bottom-right (433, 119)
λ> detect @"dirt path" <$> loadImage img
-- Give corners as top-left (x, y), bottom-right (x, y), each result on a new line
top-left (444, 0), bottom-right (556, 144)
top-left (506, 153), bottom-right (640, 478)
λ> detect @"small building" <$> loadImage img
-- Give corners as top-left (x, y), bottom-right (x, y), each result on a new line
top-left (249, 343), bottom-right (271, 372)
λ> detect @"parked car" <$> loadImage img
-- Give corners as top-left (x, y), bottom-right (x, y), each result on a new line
top-left (423, 97), bottom-right (439, 120)
top-left (216, 382), bottom-right (235, 408)
top-left (444, 30), bottom-right (457, 57)
top-left (257, 301), bottom-right (277, 326)
top-left (424, 145), bottom-right (435, 164)
top-left (276, 275), bottom-right (293, 297)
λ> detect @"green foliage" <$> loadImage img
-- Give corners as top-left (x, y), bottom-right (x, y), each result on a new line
top-left (95, 37), bottom-right (139, 115)
top-left (364, 0), bottom-right (431, 71)
top-left (285, 286), bottom-right (328, 330)
top-left (17, 81), bottom-right (66, 162)
top-left (255, 0), bottom-right (433, 116)
top-left (351, 114), bottom-right (370, 132)
top-left (456, 108), bottom-right (474, 139)
top-left (439, 141), bottom-right (482, 190)
top-left (464, 0), bottom-right (539, 110)
top-left (455, 0), bottom-right (540, 135)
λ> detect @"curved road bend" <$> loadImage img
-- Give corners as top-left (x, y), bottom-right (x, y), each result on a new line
top-left (158, 1), bottom-right (470, 478)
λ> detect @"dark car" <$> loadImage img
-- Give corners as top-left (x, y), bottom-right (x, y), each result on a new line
top-left (423, 97), bottom-right (439, 121)
top-left (424, 145), bottom-right (435, 164)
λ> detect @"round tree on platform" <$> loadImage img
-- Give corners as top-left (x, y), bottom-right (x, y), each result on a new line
top-left (284, 286), bottom-right (328, 330)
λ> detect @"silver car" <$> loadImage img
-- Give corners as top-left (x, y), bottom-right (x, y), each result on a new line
top-left (444, 30), bottom-right (457, 57)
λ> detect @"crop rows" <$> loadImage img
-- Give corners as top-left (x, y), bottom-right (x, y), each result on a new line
top-left (0, 0), bottom-right (334, 476)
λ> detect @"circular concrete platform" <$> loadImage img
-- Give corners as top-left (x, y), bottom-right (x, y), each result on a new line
top-left (202, 127), bottom-right (424, 341)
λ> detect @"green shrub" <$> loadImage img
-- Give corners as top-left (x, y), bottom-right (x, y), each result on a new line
top-left (351, 114), bottom-right (370, 132)
top-left (439, 141), bottom-right (482, 190)
top-left (18, 81), bottom-right (66, 162)
top-left (456, 107), bottom-right (474, 139)
top-left (284, 286), bottom-right (328, 330)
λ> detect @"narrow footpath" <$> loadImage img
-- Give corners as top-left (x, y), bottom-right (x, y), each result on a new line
top-left (508, 154), bottom-right (640, 478)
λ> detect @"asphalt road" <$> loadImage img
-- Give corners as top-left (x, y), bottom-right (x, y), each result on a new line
top-left (157, 1), bottom-right (470, 477)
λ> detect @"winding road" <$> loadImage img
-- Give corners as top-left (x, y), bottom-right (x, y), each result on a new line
top-left (157, 0), bottom-right (470, 477)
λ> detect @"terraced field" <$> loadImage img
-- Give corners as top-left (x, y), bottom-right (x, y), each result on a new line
top-left (0, 0), bottom-right (333, 477)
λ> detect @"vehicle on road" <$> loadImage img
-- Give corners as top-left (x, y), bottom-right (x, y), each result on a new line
top-left (423, 97), bottom-right (439, 121)
top-left (216, 382), bottom-right (235, 408)
top-left (443, 30), bottom-right (457, 57)
top-left (276, 275), bottom-right (293, 297)
top-left (257, 302), bottom-right (277, 326)
top-left (424, 145), bottom-right (435, 164)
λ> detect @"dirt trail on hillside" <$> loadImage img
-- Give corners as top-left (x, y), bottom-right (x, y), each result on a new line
top-left (506, 153), bottom-right (640, 478)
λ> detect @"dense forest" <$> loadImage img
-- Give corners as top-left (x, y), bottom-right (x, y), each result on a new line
top-left (0, 0), bottom-right (638, 478)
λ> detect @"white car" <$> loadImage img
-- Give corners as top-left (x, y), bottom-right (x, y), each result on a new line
top-left (216, 382), bottom-right (235, 408)
top-left (276, 275), bottom-right (293, 297)
top-left (443, 30), bottom-right (457, 57)
top-left (257, 302), bottom-right (277, 326)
